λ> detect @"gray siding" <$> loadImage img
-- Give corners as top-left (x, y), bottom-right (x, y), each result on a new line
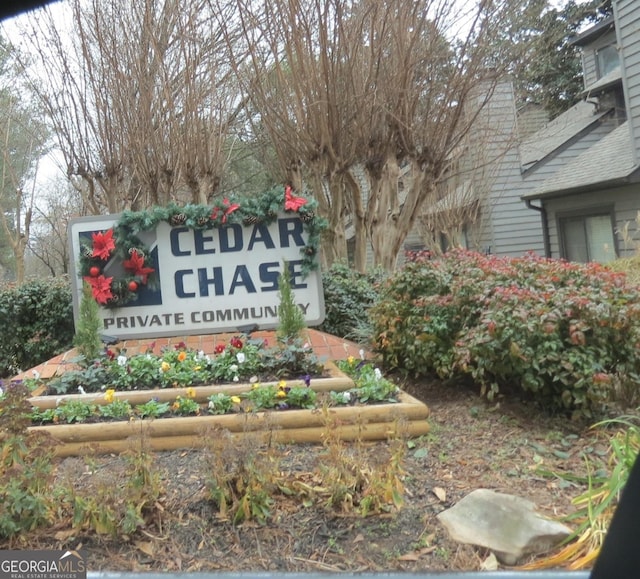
top-left (545, 184), bottom-right (640, 259)
top-left (616, 0), bottom-right (640, 165)
top-left (582, 29), bottom-right (618, 88)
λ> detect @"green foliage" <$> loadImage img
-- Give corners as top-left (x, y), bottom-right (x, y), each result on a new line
top-left (73, 282), bottom-right (104, 363)
top-left (0, 278), bottom-right (74, 378)
top-left (98, 399), bottom-right (132, 420)
top-left (41, 337), bottom-right (323, 395)
top-left (170, 395), bottom-right (200, 416)
top-left (318, 261), bottom-right (386, 341)
top-left (0, 382), bottom-right (57, 539)
top-left (513, 0), bottom-right (613, 117)
top-left (336, 359), bottom-right (400, 404)
top-left (55, 399), bottom-right (97, 423)
top-left (207, 393), bottom-right (239, 415)
top-left (277, 263), bottom-right (306, 343)
top-left (371, 250), bottom-right (640, 418)
top-left (135, 399), bottom-right (171, 419)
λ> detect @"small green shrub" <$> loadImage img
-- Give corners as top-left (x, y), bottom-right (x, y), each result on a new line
top-left (370, 250), bottom-right (640, 418)
top-left (317, 261), bottom-right (386, 341)
top-left (0, 278), bottom-right (74, 378)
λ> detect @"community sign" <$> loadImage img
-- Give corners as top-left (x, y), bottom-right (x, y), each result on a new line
top-left (68, 211), bottom-right (325, 340)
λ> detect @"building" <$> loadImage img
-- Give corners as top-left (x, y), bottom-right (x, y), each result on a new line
top-left (412, 1), bottom-right (640, 265)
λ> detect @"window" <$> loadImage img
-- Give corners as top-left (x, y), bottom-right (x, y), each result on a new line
top-left (559, 212), bottom-right (616, 263)
top-left (596, 44), bottom-right (619, 78)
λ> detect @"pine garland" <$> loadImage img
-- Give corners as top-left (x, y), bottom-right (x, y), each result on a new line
top-left (78, 185), bottom-right (327, 308)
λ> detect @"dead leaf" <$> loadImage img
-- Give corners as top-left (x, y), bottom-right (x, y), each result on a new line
top-left (480, 552), bottom-right (499, 571)
top-left (353, 534), bottom-right (365, 543)
top-left (432, 487), bottom-right (446, 502)
top-left (397, 552), bottom-right (420, 562)
top-left (54, 529), bottom-right (76, 541)
top-left (135, 541), bottom-right (155, 557)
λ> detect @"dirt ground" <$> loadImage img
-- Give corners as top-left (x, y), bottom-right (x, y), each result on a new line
top-left (6, 375), bottom-right (613, 573)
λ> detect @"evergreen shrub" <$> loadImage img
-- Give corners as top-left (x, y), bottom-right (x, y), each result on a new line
top-left (317, 261), bottom-right (386, 342)
top-left (0, 278), bottom-right (74, 378)
top-left (370, 249), bottom-right (640, 418)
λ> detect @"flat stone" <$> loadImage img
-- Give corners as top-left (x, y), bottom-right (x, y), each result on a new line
top-left (437, 488), bottom-right (571, 565)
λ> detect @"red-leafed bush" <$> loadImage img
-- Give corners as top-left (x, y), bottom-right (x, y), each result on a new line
top-left (370, 249), bottom-right (640, 418)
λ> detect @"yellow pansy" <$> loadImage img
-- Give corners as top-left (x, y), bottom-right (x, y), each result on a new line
top-left (278, 380), bottom-right (287, 390)
top-left (161, 361), bottom-right (171, 372)
top-left (231, 396), bottom-right (242, 404)
top-left (185, 387), bottom-right (196, 399)
top-left (104, 389), bottom-right (116, 403)
top-left (277, 390), bottom-right (287, 398)
top-left (347, 355), bottom-right (355, 365)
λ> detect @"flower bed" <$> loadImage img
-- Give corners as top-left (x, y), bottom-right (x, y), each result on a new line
top-left (12, 347), bottom-right (430, 457)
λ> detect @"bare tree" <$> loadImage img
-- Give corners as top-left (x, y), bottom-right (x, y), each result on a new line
top-left (0, 35), bottom-right (49, 283)
top-left (217, 0), bottom-right (530, 271)
top-left (28, 177), bottom-right (82, 277)
top-left (216, 0), bottom-right (367, 268)
top-left (12, 0), bottom-right (242, 213)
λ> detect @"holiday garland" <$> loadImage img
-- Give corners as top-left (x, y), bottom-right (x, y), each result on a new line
top-left (79, 185), bottom-right (326, 308)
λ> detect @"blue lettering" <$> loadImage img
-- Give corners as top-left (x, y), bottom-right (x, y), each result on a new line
top-left (259, 262), bottom-right (280, 291)
top-left (278, 217), bottom-right (305, 248)
top-left (170, 227), bottom-right (190, 256)
top-left (248, 223), bottom-right (275, 250)
top-left (198, 266), bottom-right (225, 296)
top-left (194, 229), bottom-right (216, 254)
top-left (219, 224), bottom-right (243, 252)
top-left (287, 260), bottom-right (308, 289)
top-left (229, 265), bottom-right (257, 294)
top-left (175, 270), bottom-right (196, 298)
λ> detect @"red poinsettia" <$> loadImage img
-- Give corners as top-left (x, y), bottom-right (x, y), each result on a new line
top-left (83, 274), bottom-right (114, 304)
top-left (91, 229), bottom-right (116, 260)
top-left (284, 185), bottom-right (307, 212)
top-left (123, 249), bottom-right (155, 284)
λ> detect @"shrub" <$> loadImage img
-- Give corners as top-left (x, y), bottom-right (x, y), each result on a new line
top-left (370, 250), bottom-right (640, 418)
top-left (0, 278), bottom-right (75, 378)
top-left (317, 261), bottom-right (386, 342)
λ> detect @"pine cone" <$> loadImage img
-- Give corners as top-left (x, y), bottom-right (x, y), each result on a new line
top-left (299, 210), bottom-right (315, 223)
top-left (243, 215), bottom-right (260, 225)
top-left (170, 213), bottom-right (187, 226)
top-left (197, 216), bottom-right (210, 226)
top-left (128, 247), bottom-right (144, 258)
top-left (83, 247), bottom-right (93, 258)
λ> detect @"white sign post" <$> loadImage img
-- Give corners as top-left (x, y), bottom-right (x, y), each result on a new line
top-left (69, 213), bottom-right (325, 340)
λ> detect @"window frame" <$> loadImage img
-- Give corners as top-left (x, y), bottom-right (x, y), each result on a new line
top-left (557, 205), bottom-right (618, 263)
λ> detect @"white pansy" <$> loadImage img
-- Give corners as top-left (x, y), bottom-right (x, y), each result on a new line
top-left (359, 349), bottom-right (365, 360)
top-left (78, 386), bottom-right (86, 395)
top-left (0, 385), bottom-right (3, 396)
top-left (249, 375), bottom-right (258, 383)
top-left (233, 375), bottom-right (239, 382)
top-left (32, 369), bottom-right (40, 380)
top-left (343, 391), bottom-right (352, 402)
top-left (229, 364), bottom-right (238, 373)
top-left (236, 352), bottom-right (246, 364)
top-left (117, 355), bottom-right (127, 366)
top-left (374, 368), bottom-right (382, 380)
top-left (208, 400), bottom-right (214, 409)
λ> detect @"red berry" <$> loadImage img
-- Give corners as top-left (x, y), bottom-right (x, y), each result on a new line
top-left (89, 266), bottom-right (101, 277)
top-left (128, 280), bottom-right (138, 292)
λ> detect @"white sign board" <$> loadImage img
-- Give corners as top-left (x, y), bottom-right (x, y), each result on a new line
top-left (68, 213), bottom-right (325, 340)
